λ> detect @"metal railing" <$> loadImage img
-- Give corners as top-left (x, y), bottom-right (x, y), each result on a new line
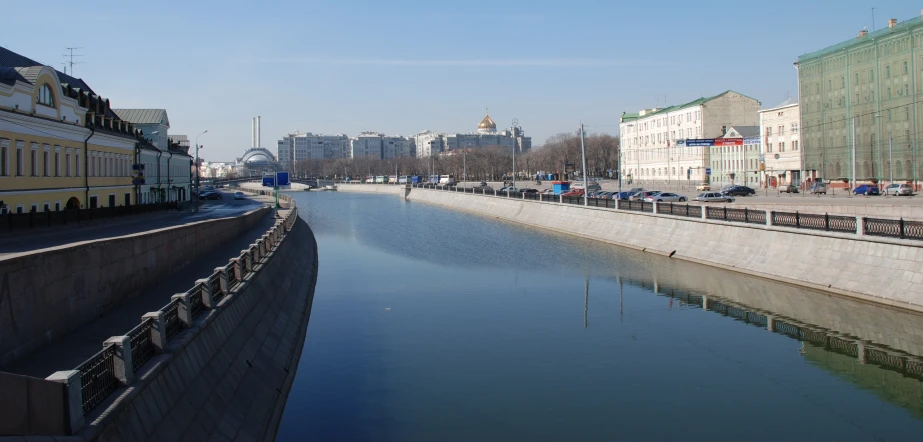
top-left (706, 207), bottom-right (767, 225)
top-left (162, 299), bottom-right (182, 342)
top-left (128, 318), bottom-right (155, 373)
top-left (864, 218), bottom-right (923, 240)
top-left (209, 272), bottom-right (223, 303)
top-left (617, 200), bottom-right (653, 212)
top-left (656, 202), bottom-right (703, 218)
top-left (0, 202), bottom-right (180, 233)
top-left (773, 211), bottom-right (857, 233)
top-left (189, 284), bottom-right (205, 320)
top-left (77, 345), bottom-right (117, 414)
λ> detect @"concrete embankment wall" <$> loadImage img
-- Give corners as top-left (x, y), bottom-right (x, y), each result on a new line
top-left (335, 183), bottom-right (407, 195)
top-left (0, 207), bottom-right (269, 368)
top-left (77, 215), bottom-right (318, 442)
top-left (405, 189), bottom-right (923, 310)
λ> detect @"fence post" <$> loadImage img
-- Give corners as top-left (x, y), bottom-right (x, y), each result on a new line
top-left (46, 370), bottom-right (84, 435)
top-left (559, 195), bottom-right (563, 204)
top-left (796, 211), bottom-right (800, 228)
top-left (857, 217), bottom-right (865, 235)
top-left (744, 208), bottom-right (749, 223)
top-left (824, 213), bottom-right (830, 231)
top-left (766, 210), bottom-right (773, 226)
top-left (900, 218), bottom-right (906, 238)
top-left (240, 251), bottom-right (253, 273)
top-left (142, 311), bottom-right (167, 353)
top-left (171, 292), bottom-right (193, 327)
top-left (701, 207), bottom-right (707, 220)
top-left (652, 201), bottom-right (658, 214)
top-left (197, 278), bottom-right (214, 308)
top-left (103, 335), bottom-right (134, 386)
top-left (723, 206), bottom-right (727, 220)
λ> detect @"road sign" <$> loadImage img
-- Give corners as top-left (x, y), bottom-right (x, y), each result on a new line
top-left (706, 168), bottom-right (712, 175)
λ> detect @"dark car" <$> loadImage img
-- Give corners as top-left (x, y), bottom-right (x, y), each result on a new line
top-left (199, 191), bottom-right (223, 200)
top-left (854, 184), bottom-right (880, 196)
top-left (519, 188), bottom-right (539, 194)
top-left (721, 186), bottom-right (756, 197)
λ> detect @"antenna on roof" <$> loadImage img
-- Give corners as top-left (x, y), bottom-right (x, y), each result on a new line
top-left (62, 47), bottom-right (85, 76)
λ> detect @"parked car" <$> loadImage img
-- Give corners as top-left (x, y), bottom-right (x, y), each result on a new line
top-left (695, 192), bottom-right (735, 202)
top-left (778, 184), bottom-right (799, 193)
top-left (519, 188), bottom-right (539, 194)
top-left (809, 183), bottom-right (827, 194)
top-left (853, 184), bottom-right (880, 196)
top-left (631, 190), bottom-right (661, 201)
top-left (539, 189), bottom-right (555, 195)
top-left (233, 191), bottom-right (246, 200)
top-left (883, 183), bottom-right (913, 196)
top-left (695, 183), bottom-right (711, 191)
top-left (614, 191), bottom-right (634, 200)
top-left (722, 186), bottom-right (756, 196)
top-left (199, 191), bottom-right (223, 200)
top-left (643, 192), bottom-right (688, 203)
top-left (561, 189), bottom-right (585, 197)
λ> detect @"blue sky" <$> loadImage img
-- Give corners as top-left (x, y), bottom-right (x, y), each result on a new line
top-left (4, 0), bottom-right (920, 161)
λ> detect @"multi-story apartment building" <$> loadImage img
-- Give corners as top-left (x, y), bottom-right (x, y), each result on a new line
top-left (619, 90), bottom-right (760, 185)
top-left (0, 47), bottom-right (143, 213)
top-left (382, 136), bottom-right (414, 159)
top-left (796, 14), bottom-right (923, 187)
top-left (709, 126), bottom-right (761, 187)
top-left (759, 99), bottom-right (802, 187)
top-left (414, 130), bottom-right (444, 157)
top-left (112, 109), bottom-right (192, 203)
top-left (347, 133), bottom-right (415, 159)
top-left (277, 132), bottom-right (350, 166)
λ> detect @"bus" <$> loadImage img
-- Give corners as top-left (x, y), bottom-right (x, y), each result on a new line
top-left (388, 175), bottom-right (398, 184)
top-left (374, 175), bottom-right (387, 184)
top-left (438, 175), bottom-right (456, 185)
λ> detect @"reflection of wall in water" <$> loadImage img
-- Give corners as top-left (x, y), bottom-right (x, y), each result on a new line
top-left (803, 345), bottom-right (923, 420)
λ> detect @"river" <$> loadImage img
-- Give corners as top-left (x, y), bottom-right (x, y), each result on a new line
top-left (276, 191), bottom-right (923, 442)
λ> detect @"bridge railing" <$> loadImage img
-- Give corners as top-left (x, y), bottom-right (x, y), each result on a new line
top-left (46, 199), bottom-right (301, 432)
top-left (411, 184), bottom-right (923, 242)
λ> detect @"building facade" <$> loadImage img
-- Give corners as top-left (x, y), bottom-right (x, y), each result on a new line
top-left (277, 132), bottom-right (349, 166)
top-left (414, 130), bottom-right (444, 157)
top-left (796, 14), bottom-right (923, 187)
top-left (759, 99), bottom-right (802, 187)
top-left (0, 48), bottom-right (142, 213)
top-left (708, 126), bottom-right (761, 187)
top-left (442, 112), bottom-right (531, 154)
top-left (112, 109), bottom-right (192, 203)
top-left (620, 90), bottom-right (761, 185)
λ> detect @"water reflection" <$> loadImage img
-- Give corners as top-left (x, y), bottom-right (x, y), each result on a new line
top-left (281, 191), bottom-right (923, 442)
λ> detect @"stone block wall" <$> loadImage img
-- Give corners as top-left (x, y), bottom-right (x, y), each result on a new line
top-left (0, 208), bottom-right (270, 367)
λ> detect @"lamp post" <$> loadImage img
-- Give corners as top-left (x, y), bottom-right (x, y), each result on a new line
top-left (512, 118), bottom-right (519, 190)
top-left (195, 130), bottom-right (207, 212)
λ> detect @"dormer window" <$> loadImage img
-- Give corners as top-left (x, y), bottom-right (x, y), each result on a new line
top-left (37, 84), bottom-right (55, 107)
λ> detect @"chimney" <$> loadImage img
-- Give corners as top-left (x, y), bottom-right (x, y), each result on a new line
top-left (257, 116), bottom-right (261, 148)
top-left (889, 18), bottom-right (897, 28)
top-left (858, 29), bottom-right (868, 38)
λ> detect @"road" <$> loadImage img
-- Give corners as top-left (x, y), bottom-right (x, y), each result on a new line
top-left (0, 190), bottom-right (271, 257)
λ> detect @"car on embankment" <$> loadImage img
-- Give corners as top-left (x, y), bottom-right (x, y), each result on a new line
top-left (778, 184), bottom-right (799, 193)
top-left (721, 186), bottom-right (756, 197)
top-left (695, 192), bottom-right (735, 202)
top-left (234, 191), bottom-right (246, 200)
top-left (643, 192), bottom-right (687, 203)
top-left (883, 183), bottom-right (914, 196)
top-left (853, 184), bottom-right (880, 196)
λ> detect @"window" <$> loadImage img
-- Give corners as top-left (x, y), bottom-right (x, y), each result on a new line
top-left (765, 126), bottom-right (772, 136)
top-left (886, 65), bottom-right (891, 78)
top-left (16, 142), bottom-right (23, 176)
top-left (30, 146), bottom-right (38, 176)
top-left (781, 142), bottom-right (785, 152)
top-left (75, 149), bottom-right (81, 176)
top-left (768, 143), bottom-right (773, 153)
top-left (43, 150), bottom-right (49, 177)
top-left (906, 106), bottom-right (911, 121)
top-left (870, 69), bottom-right (874, 82)
top-left (794, 140), bottom-right (799, 151)
top-left (828, 79), bottom-right (832, 90)
top-left (0, 139), bottom-right (7, 176)
top-left (888, 87), bottom-right (891, 98)
top-left (779, 125), bottom-right (784, 135)
top-left (904, 61), bottom-right (909, 74)
top-left (54, 151), bottom-right (60, 176)
top-left (66, 152), bottom-right (71, 176)
top-left (37, 84), bottom-right (55, 107)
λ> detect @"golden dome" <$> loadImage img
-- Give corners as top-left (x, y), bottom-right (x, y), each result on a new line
top-left (478, 111), bottom-right (497, 130)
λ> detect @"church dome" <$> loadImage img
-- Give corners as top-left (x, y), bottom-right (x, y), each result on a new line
top-left (477, 111), bottom-right (497, 132)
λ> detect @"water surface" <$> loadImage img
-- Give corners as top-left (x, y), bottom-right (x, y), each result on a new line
top-left (277, 192), bottom-right (923, 442)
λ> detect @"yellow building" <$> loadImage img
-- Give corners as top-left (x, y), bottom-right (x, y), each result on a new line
top-left (0, 47), bottom-right (140, 212)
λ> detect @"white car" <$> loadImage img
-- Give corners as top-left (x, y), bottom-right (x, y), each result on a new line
top-left (883, 183), bottom-right (913, 196)
top-left (643, 192), bottom-right (688, 203)
top-left (233, 191), bottom-right (246, 200)
top-left (695, 192), bottom-right (735, 202)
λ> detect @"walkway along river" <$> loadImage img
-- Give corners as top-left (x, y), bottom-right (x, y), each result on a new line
top-left (277, 191), bottom-right (923, 442)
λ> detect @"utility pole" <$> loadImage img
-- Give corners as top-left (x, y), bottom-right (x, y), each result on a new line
top-left (512, 118), bottom-right (519, 190)
top-left (463, 150), bottom-right (467, 185)
top-left (62, 47), bottom-right (84, 75)
top-left (889, 129), bottom-right (893, 184)
top-left (580, 123), bottom-right (588, 206)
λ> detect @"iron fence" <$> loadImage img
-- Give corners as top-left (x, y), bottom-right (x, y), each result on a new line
top-left (864, 218), bottom-right (923, 240)
top-left (225, 262), bottom-right (238, 288)
top-left (162, 299), bottom-right (182, 342)
top-left (209, 272), bottom-right (223, 303)
top-left (0, 202), bottom-right (180, 233)
top-left (617, 200), bottom-right (653, 212)
top-left (189, 284), bottom-right (206, 320)
top-left (78, 345), bottom-right (117, 414)
top-left (772, 211), bottom-right (857, 233)
top-left (828, 336), bottom-right (859, 357)
top-left (128, 318), bottom-right (155, 373)
top-left (706, 207), bottom-right (767, 225)
top-left (586, 198), bottom-right (616, 209)
top-left (656, 203), bottom-right (703, 218)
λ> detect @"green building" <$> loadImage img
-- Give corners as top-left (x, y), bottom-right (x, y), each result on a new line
top-left (796, 15), bottom-right (923, 188)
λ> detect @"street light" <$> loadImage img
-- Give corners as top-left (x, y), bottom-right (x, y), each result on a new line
top-left (195, 130), bottom-right (207, 212)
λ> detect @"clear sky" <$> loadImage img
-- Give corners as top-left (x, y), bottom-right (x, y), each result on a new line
top-left (3, 0), bottom-right (920, 161)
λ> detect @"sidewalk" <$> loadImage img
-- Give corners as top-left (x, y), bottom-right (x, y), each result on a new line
top-left (0, 210), bottom-right (278, 378)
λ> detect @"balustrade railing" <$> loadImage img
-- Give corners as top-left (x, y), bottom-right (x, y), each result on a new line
top-left (656, 203), bottom-right (702, 218)
top-left (128, 318), bottom-right (154, 373)
top-left (77, 345), bottom-right (117, 414)
top-left (864, 218), bottom-right (923, 240)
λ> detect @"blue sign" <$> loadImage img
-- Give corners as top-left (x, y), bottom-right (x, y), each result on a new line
top-left (676, 139), bottom-right (685, 146)
top-left (706, 168), bottom-right (712, 175)
top-left (685, 139), bottom-right (715, 147)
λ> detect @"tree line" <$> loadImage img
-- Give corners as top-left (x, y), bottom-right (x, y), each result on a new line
top-left (282, 132), bottom-right (620, 181)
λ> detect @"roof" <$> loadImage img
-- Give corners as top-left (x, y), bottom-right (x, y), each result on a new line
top-left (761, 97), bottom-right (799, 112)
top-left (0, 46), bottom-right (95, 93)
top-left (112, 109), bottom-right (170, 126)
top-left (621, 91), bottom-right (759, 123)
top-left (725, 126), bottom-right (761, 138)
top-left (798, 16), bottom-right (923, 63)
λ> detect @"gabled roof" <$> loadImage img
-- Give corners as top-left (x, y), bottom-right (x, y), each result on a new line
top-left (0, 46), bottom-right (95, 93)
top-left (112, 109), bottom-right (170, 127)
top-left (724, 126), bottom-right (760, 139)
top-left (762, 97), bottom-right (799, 112)
top-left (622, 90), bottom-right (759, 122)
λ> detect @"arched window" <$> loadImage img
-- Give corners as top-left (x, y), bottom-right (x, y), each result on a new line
top-left (896, 160), bottom-right (904, 178)
top-left (37, 84), bottom-right (55, 107)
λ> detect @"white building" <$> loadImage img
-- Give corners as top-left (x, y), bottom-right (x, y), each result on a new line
top-left (759, 98), bottom-right (802, 187)
top-left (414, 130), bottom-right (444, 157)
top-left (416, 112), bottom-right (531, 157)
top-left (619, 90), bottom-right (760, 185)
top-left (109, 109), bottom-right (191, 203)
top-left (382, 136), bottom-right (414, 159)
top-left (277, 132), bottom-right (349, 166)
